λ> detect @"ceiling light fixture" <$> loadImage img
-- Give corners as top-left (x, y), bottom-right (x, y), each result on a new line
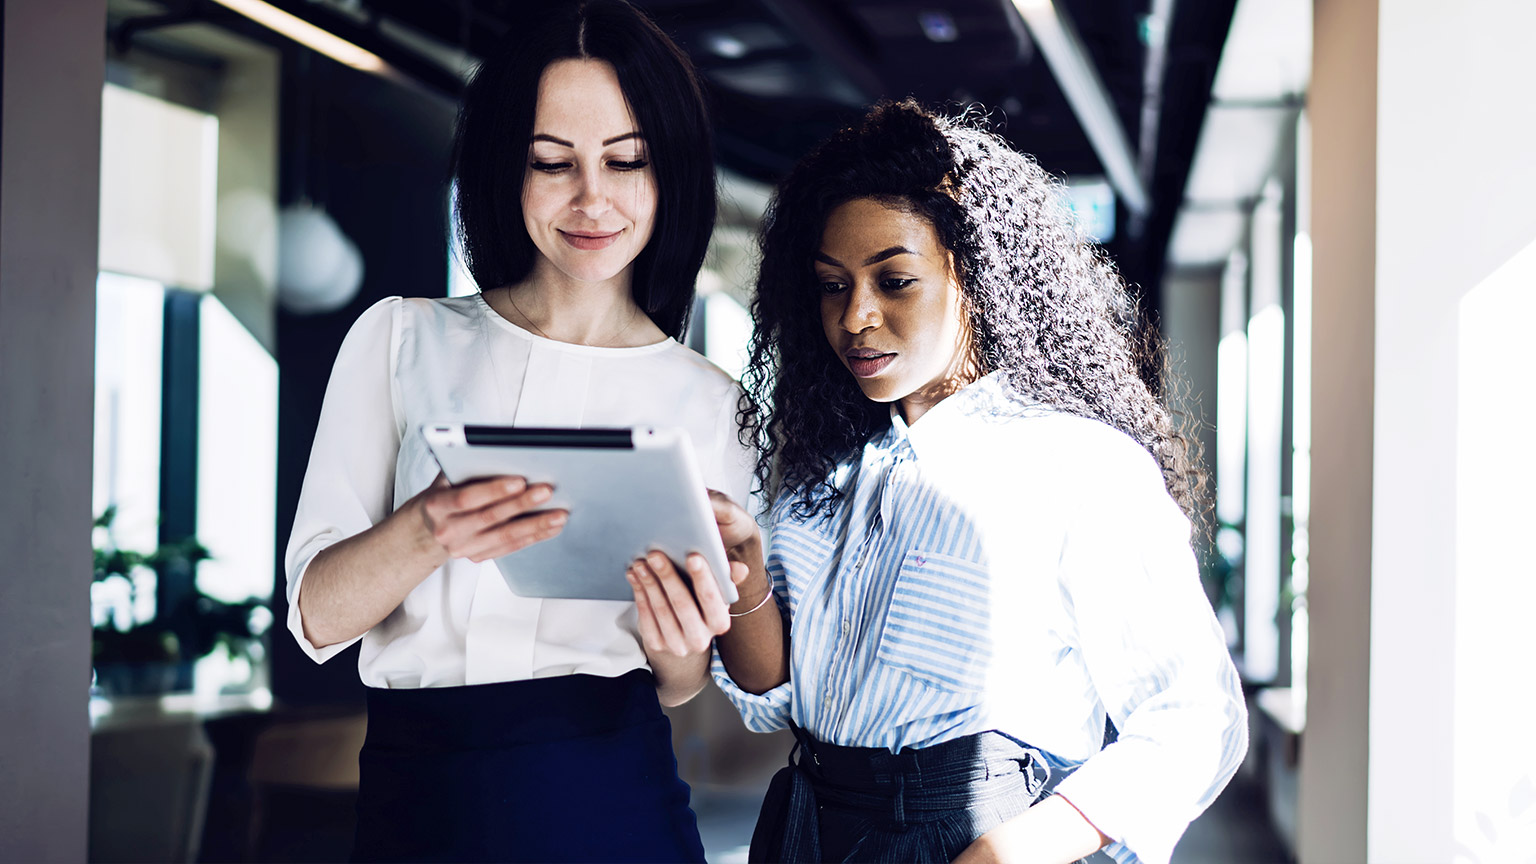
top-left (705, 32), bottom-right (749, 59)
top-left (1010, 0), bottom-right (1148, 216)
top-left (919, 11), bottom-right (959, 43)
top-left (209, 0), bottom-right (391, 75)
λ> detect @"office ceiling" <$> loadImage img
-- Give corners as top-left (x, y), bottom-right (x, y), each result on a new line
top-left (315, 0), bottom-right (1155, 182)
top-left (110, 0), bottom-right (1247, 310)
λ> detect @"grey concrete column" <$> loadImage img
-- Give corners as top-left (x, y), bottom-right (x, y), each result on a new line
top-left (0, 1), bottom-right (106, 860)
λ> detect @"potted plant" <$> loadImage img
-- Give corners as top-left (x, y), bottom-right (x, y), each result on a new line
top-left (91, 507), bottom-right (264, 697)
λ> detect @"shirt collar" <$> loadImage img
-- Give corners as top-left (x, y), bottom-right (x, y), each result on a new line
top-left (880, 372), bottom-right (1017, 461)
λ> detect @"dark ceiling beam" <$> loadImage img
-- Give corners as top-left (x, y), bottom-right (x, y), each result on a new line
top-left (758, 0), bottom-right (884, 100)
top-left (1144, 0), bottom-right (1239, 270)
top-left (707, 86), bottom-right (864, 182)
top-left (111, 4), bottom-right (207, 55)
top-left (355, 0), bottom-right (506, 58)
top-left (1111, 0), bottom-right (1239, 324)
top-left (691, 45), bottom-right (811, 71)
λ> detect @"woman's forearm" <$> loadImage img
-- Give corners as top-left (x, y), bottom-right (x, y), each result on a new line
top-left (296, 496), bottom-right (447, 648)
top-left (714, 552), bottom-right (789, 695)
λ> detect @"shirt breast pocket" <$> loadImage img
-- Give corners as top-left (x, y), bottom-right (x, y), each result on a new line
top-left (876, 549), bottom-right (994, 692)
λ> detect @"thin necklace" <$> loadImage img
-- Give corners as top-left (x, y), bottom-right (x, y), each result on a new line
top-left (505, 285), bottom-right (639, 348)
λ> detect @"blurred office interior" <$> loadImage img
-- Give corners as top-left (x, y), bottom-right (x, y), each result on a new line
top-left (1, 0), bottom-right (1533, 861)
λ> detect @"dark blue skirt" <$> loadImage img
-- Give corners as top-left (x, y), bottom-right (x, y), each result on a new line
top-left (351, 669), bottom-right (706, 863)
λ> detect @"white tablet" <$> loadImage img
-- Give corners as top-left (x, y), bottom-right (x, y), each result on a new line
top-left (421, 423), bottom-right (736, 604)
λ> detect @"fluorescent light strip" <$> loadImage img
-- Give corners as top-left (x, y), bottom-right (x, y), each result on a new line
top-left (1011, 0), bottom-right (1149, 215)
top-left (210, 0), bottom-right (389, 74)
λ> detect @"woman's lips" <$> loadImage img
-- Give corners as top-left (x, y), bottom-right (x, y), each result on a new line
top-left (559, 229), bottom-right (621, 251)
top-left (847, 353), bottom-right (895, 378)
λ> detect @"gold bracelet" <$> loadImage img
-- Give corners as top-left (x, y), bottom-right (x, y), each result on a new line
top-left (728, 590), bottom-right (775, 618)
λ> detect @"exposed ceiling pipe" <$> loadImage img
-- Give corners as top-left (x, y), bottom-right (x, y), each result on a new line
top-left (206, 0), bottom-right (465, 97)
top-left (1009, 0), bottom-right (1149, 216)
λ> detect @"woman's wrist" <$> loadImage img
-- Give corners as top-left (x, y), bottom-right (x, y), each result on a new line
top-left (398, 494), bottom-right (450, 569)
top-left (728, 589), bottom-right (774, 617)
top-left (727, 570), bottom-right (774, 616)
top-left (724, 534), bottom-right (770, 615)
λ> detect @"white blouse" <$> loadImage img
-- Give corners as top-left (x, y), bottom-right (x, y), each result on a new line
top-left (285, 294), bottom-right (754, 689)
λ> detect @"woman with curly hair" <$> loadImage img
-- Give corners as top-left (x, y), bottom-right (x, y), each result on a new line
top-left (646, 100), bottom-right (1248, 863)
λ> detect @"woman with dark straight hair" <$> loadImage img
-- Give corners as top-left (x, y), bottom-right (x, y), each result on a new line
top-left (453, 0), bottom-right (715, 338)
top-left (284, 2), bottom-right (754, 860)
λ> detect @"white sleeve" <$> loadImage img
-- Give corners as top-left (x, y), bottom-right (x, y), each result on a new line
top-left (283, 297), bottom-right (405, 664)
top-left (710, 381), bottom-right (755, 510)
top-left (1050, 438), bottom-right (1249, 864)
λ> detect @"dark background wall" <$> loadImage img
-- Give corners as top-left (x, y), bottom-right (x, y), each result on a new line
top-left (271, 49), bottom-right (457, 707)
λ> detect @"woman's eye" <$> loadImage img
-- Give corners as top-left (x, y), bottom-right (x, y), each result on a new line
top-left (818, 280), bottom-right (848, 295)
top-left (607, 159), bottom-right (649, 171)
top-left (529, 160), bottom-right (572, 173)
top-left (880, 278), bottom-right (916, 291)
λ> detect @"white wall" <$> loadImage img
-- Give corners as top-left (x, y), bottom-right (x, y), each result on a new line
top-left (1303, 1), bottom-right (1536, 861)
top-left (1373, 0), bottom-right (1536, 861)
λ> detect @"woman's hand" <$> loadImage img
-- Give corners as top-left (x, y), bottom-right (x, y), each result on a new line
top-left (627, 551), bottom-right (738, 656)
top-left (711, 489), bottom-right (760, 552)
top-left (707, 490), bottom-right (788, 694)
top-left (950, 796), bottom-right (1109, 864)
top-left (299, 474), bottom-right (564, 649)
top-left (627, 550), bottom-right (746, 705)
top-left (413, 473), bottom-right (568, 565)
top-left (709, 490), bottom-right (771, 611)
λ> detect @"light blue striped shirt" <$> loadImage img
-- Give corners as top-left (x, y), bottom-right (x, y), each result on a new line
top-left (711, 374), bottom-right (1248, 864)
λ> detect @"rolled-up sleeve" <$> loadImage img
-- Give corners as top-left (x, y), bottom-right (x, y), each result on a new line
top-left (1051, 437), bottom-right (1248, 864)
top-left (283, 297), bottom-right (404, 664)
top-left (710, 637), bottom-right (793, 732)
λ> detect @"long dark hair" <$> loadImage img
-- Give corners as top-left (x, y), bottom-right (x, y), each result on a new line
top-left (451, 0), bottom-right (714, 339)
top-left (742, 100), bottom-right (1206, 523)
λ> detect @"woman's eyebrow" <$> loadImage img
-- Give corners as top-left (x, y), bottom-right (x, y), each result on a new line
top-left (815, 246), bottom-right (920, 268)
top-left (529, 132), bottom-right (643, 147)
top-left (862, 246), bottom-right (918, 265)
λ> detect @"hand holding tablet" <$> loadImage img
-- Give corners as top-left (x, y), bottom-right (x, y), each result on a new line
top-left (422, 424), bottom-right (738, 604)
top-left (414, 473), bottom-right (570, 566)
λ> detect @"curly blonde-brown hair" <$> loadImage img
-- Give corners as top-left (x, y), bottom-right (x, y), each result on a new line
top-left (740, 99), bottom-right (1206, 524)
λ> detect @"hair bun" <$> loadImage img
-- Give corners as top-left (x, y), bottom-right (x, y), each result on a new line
top-left (850, 100), bottom-right (954, 190)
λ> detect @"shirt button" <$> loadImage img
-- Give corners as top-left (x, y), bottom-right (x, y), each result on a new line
top-left (841, 618), bottom-right (850, 634)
